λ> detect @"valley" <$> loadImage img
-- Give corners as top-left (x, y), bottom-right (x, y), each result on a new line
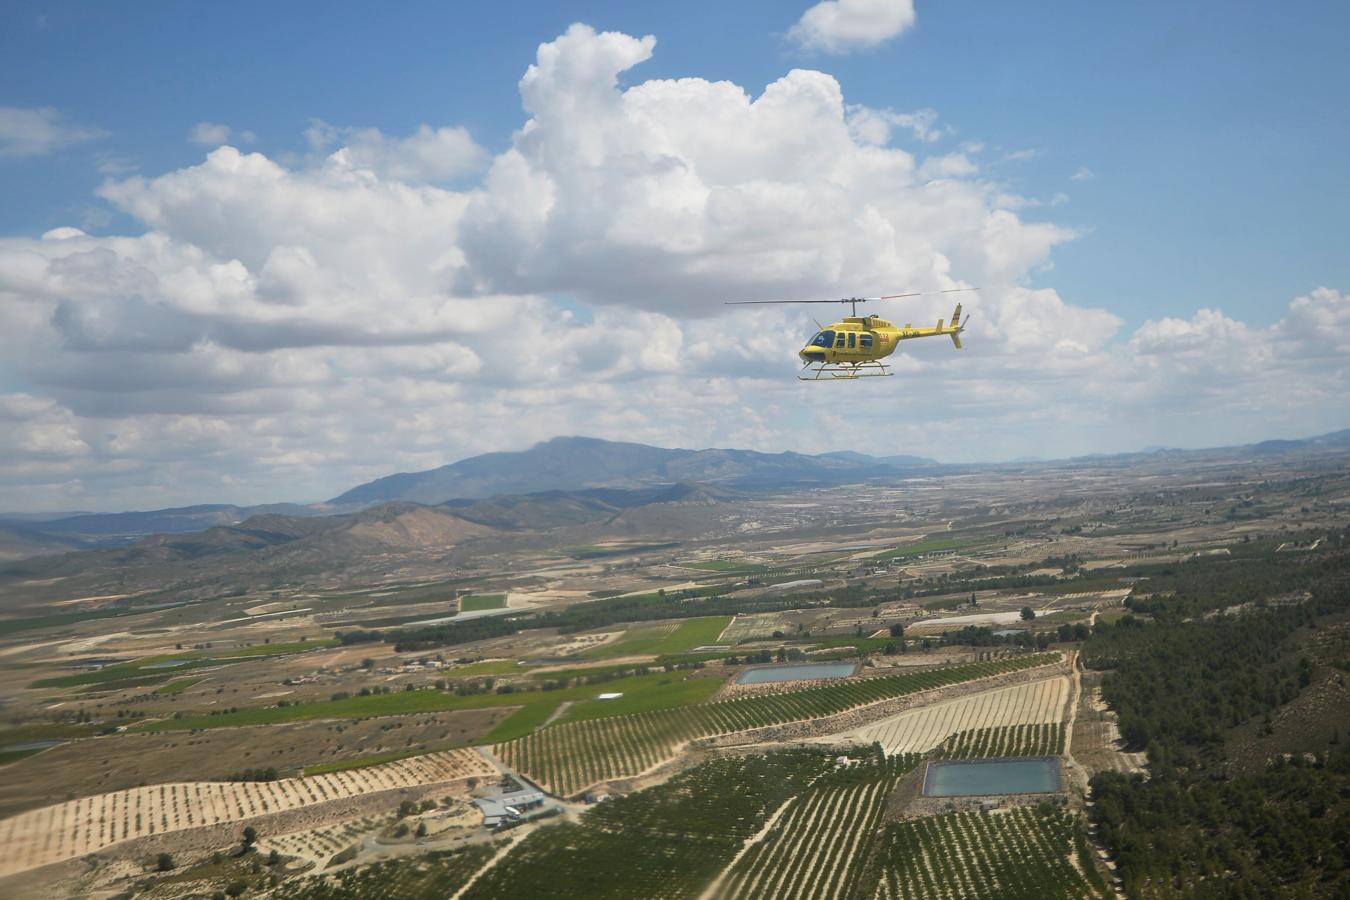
top-left (0, 436), bottom-right (1347, 898)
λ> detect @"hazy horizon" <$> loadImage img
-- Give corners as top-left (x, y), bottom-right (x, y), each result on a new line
top-left (3, 424), bottom-right (1347, 516)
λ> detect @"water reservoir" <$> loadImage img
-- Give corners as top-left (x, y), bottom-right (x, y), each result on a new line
top-left (922, 757), bottom-right (1060, 797)
top-left (736, 662), bottom-right (858, 685)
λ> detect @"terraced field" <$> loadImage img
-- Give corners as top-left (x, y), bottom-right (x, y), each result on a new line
top-left (498, 654), bottom-right (1059, 797)
top-left (833, 676), bottom-right (1069, 755)
top-left (0, 749), bottom-right (493, 878)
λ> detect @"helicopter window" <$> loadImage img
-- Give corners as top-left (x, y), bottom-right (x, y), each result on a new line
top-left (847, 333), bottom-right (856, 349)
top-left (860, 334), bottom-right (873, 349)
top-left (834, 334), bottom-right (846, 348)
top-left (809, 330), bottom-right (834, 348)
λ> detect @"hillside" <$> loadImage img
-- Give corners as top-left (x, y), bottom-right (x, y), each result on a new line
top-left (0, 503), bottom-right (497, 605)
top-left (0, 526), bottom-right (82, 563)
top-left (0, 483), bottom-right (745, 607)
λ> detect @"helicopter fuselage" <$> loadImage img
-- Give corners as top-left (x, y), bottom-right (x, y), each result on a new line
top-left (798, 307), bottom-right (964, 367)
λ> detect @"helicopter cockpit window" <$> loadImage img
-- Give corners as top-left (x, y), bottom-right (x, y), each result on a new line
top-left (859, 334), bottom-right (873, 349)
top-left (809, 330), bottom-right (835, 348)
top-left (835, 334), bottom-right (846, 348)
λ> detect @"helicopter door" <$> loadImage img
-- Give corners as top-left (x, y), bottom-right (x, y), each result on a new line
top-left (846, 333), bottom-right (857, 353)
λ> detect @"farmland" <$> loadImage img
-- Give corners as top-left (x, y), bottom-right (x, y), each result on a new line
top-left (498, 655), bottom-right (1059, 796)
top-left (132, 666), bottom-right (723, 734)
top-left (458, 593), bottom-right (506, 612)
top-left (1, 445), bottom-right (1346, 897)
top-left (835, 677), bottom-right (1069, 755)
top-left (0, 749), bottom-right (494, 877)
top-left (463, 750), bottom-right (840, 899)
top-left (935, 722), bottom-right (1066, 758)
top-left (715, 753), bottom-right (917, 899)
top-left (873, 807), bottom-right (1105, 899)
top-left (579, 616), bottom-right (733, 659)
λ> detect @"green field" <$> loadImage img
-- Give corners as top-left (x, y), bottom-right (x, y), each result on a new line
top-left (561, 673), bottom-right (723, 723)
top-left (133, 667), bottom-right (728, 735)
top-left (155, 677), bottom-right (202, 695)
top-left (459, 593), bottom-right (507, 612)
top-left (0, 747), bottom-right (46, 766)
top-left (0, 605), bottom-right (168, 637)
top-left (580, 616), bottom-right (732, 659)
top-left (483, 700), bottom-right (563, 744)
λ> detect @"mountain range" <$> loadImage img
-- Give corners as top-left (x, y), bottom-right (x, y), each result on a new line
top-left (327, 436), bottom-right (937, 507)
top-left (3, 428), bottom-right (1348, 563)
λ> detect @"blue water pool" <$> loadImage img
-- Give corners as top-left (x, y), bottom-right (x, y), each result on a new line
top-left (736, 662), bottom-right (858, 685)
top-left (923, 757), bottom-right (1061, 796)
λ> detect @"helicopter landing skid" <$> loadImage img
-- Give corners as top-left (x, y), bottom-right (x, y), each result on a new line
top-left (799, 361), bottom-right (893, 381)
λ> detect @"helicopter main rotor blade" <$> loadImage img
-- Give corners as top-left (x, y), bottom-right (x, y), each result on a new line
top-left (724, 287), bottom-right (977, 306)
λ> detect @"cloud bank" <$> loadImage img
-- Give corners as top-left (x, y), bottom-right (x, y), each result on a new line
top-left (0, 24), bottom-right (1344, 511)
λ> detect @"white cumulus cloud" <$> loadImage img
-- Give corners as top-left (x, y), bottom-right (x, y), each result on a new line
top-left (789, 0), bottom-right (916, 54)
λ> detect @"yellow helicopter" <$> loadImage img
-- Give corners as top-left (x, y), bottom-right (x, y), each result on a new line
top-left (726, 288), bottom-right (976, 380)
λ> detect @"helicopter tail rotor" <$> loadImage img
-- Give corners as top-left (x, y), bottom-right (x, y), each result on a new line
top-left (950, 304), bottom-right (969, 349)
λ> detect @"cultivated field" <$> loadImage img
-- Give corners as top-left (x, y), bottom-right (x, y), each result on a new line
top-left (463, 750), bottom-right (837, 899)
top-left (831, 677), bottom-right (1069, 755)
top-left (0, 749), bottom-right (494, 877)
top-left (714, 755), bottom-right (916, 900)
top-left (0, 709), bottom-right (510, 818)
top-left (935, 722), bottom-right (1066, 758)
top-left (719, 612), bottom-right (793, 642)
top-left (873, 807), bottom-right (1105, 899)
top-left (498, 656), bottom-right (1058, 796)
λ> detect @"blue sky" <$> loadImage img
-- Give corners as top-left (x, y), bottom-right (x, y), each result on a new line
top-left (0, 1), bottom-right (1347, 511)
top-left (5, 1), bottom-right (1347, 328)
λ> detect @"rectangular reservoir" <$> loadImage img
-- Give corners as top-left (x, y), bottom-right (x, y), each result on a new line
top-left (922, 757), bottom-right (1061, 797)
top-left (735, 662), bottom-right (859, 685)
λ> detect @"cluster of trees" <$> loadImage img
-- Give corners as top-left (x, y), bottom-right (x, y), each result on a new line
top-left (722, 647), bottom-right (806, 666)
top-left (1085, 591), bottom-right (1337, 771)
top-left (1092, 750), bottom-right (1349, 897)
top-left (936, 625), bottom-right (1053, 650)
top-left (1084, 543), bottom-right (1350, 895)
top-left (223, 767), bottom-right (279, 782)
